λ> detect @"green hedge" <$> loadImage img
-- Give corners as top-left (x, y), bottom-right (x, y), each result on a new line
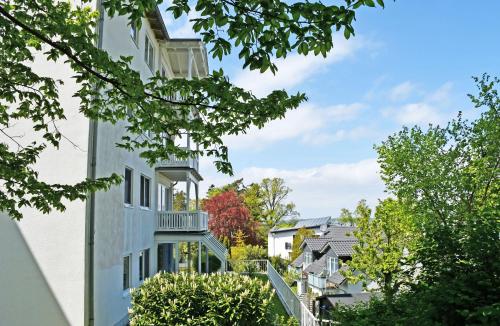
top-left (129, 272), bottom-right (275, 325)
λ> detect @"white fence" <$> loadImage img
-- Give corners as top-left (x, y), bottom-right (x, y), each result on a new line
top-left (239, 260), bottom-right (336, 326)
top-left (157, 211), bottom-right (208, 231)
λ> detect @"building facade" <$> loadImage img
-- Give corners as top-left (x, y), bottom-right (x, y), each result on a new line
top-left (267, 217), bottom-right (331, 259)
top-left (0, 4), bottom-right (226, 326)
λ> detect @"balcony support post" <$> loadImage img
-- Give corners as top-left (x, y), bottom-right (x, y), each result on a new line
top-left (185, 178), bottom-right (191, 210)
top-left (195, 183), bottom-right (199, 210)
top-left (198, 241), bottom-right (202, 273)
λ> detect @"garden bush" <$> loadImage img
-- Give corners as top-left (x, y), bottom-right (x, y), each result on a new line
top-left (129, 272), bottom-right (275, 325)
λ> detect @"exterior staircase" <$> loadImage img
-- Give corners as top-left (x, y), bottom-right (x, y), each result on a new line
top-left (202, 232), bottom-right (228, 263)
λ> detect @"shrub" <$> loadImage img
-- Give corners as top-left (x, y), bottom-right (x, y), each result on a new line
top-left (282, 269), bottom-right (300, 287)
top-left (269, 255), bottom-right (289, 274)
top-left (231, 244), bottom-right (267, 260)
top-left (129, 272), bottom-right (275, 325)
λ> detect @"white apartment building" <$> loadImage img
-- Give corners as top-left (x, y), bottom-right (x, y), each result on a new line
top-left (0, 4), bottom-right (227, 326)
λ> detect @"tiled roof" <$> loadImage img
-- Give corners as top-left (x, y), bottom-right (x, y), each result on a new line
top-left (321, 240), bottom-right (357, 256)
top-left (295, 216), bottom-right (331, 228)
top-left (326, 265), bottom-right (349, 286)
top-left (290, 252), bottom-right (304, 268)
top-left (270, 216), bottom-right (331, 233)
top-left (323, 226), bottom-right (357, 240)
top-left (325, 293), bottom-right (377, 306)
top-left (302, 237), bottom-right (331, 251)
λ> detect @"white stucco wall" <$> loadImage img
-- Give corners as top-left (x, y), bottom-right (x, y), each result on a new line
top-left (92, 12), bottom-right (175, 326)
top-left (0, 42), bottom-right (90, 326)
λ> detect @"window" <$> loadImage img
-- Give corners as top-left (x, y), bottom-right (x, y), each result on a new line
top-left (304, 252), bottom-right (312, 266)
top-left (285, 242), bottom-right (292, 250)
top-left (140, 175), bottom-right (151, 208)
top-left (139, 249), bottom-right (150, 281)
top-left (123, 255), bottom-right (131, 290)
top-left (327, 256), bottom-right (338, 275)
top-left (130, 22), bottom-right (138, 44)
top-left (161, 65), bottom-right (167, 78)
top-left (144, 35), bottom-right (154, 70)
top-left (124, 167), bottom-right (133, 205)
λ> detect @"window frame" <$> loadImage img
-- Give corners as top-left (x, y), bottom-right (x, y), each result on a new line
top-left (124, 167), bottom-right (133, 206)
top-left (139, 248), bottom-right (150, 281)
top-left (140, 175), bottom-right (151, 208)
top-left (130, 22), bottom-right (138, 46)
top-left (327, 256), bottom-right (338, 275)
top-left (123, 254), bottom-right (131, 291)
top-left (144, 34), bottom-right (155, 71)
top-left (304, 252), bottom-right (312, 266)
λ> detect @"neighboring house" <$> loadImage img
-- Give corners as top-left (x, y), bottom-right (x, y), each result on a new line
top-left (268, 216), bottom-right (331, 259)
top-left (291, 226), bottom-right (360, 296)
top-left (0, 5), bottom-right (227, 326)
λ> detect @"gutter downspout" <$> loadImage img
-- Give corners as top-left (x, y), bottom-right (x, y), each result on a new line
top-left (85, 2), bottom-right (104, 326)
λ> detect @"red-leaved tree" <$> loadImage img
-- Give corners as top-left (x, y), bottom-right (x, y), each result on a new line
top-left (203, 190), bottom-right (259, 246)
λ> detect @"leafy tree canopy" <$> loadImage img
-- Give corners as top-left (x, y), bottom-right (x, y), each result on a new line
top-left (350, 74), bottom-right (500, 325)
top-left (343, 198), bottom-right (417, 302)
top-left (0, 0), bottom-right (385, 219)
top-left (290, 227), bottom-right (316, 261)
top-left (338, 199), bottom-right (371, 226)
top-left (203, 190), bottom-right (259, 246)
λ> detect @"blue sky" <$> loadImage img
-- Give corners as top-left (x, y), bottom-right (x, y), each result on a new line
top-left (162, 0), bottom-right (500, 218)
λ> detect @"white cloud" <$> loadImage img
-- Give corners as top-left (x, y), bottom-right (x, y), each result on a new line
top-left (301, 126), bottom-right (373, 146)
top-left (383, 82), bottom-right (454, 126)
top-left (392, 103), bottom-right (443, 125)
top-left (426, 82), bottom-right (453, 104)
top-left (388, 81), bottom-right (416, 101)
top-left (199, 158), bottom-right (386, 218)
top-left (233, 36), bottom-right (366, 97)
top-left (222, 103), bottom-right (367, 150)
top-left (167, 10), bottom-right (199, 38)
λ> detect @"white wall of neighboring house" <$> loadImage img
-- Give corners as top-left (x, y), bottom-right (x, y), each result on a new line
top-left (268, 226), bottom-right (325, 259)
top-left (0, 3), bottom-right (177, 326)
top-left (268, 230), bottom-right (295, 259)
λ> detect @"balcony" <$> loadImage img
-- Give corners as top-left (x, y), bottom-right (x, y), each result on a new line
top-left (308, 274), bottom-right (327, 289)
top-left (157, 154), bottom-right (199, 171)
top-left (156, 210), bottom-right (208, 232)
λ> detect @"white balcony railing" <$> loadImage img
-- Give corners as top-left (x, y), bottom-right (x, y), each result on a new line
top-left (308, 274), bottom-right (327, 289)
top-left (157, 150), bottom-right (199, 171)
top-left (156, 210), bottom-right (208, 232)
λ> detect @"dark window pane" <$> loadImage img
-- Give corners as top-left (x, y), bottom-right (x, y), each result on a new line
top-left (124, 168), bottom-right (132, 204)
top-left (139, 252), bottom-right (144, 281)
top-left (145, 178), bottom-right (150, 207)
top-left (123, 256), bottom-right (130, 290)
top-left (140, 176), bottom-right (145, 206)
top-left (145, 249), bottom-right (150, 278)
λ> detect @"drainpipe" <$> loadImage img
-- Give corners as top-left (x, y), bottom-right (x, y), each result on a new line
top-left (85, 2), bottom-right (104, 326)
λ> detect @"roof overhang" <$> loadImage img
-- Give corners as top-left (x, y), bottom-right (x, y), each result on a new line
top-left (146, 7), bottom-right (170, 41)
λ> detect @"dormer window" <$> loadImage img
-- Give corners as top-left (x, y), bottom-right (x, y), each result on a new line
top-left (304, 252), bottom-right (312, 267)
top-left (327, 256), bottom-right (338, 275)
